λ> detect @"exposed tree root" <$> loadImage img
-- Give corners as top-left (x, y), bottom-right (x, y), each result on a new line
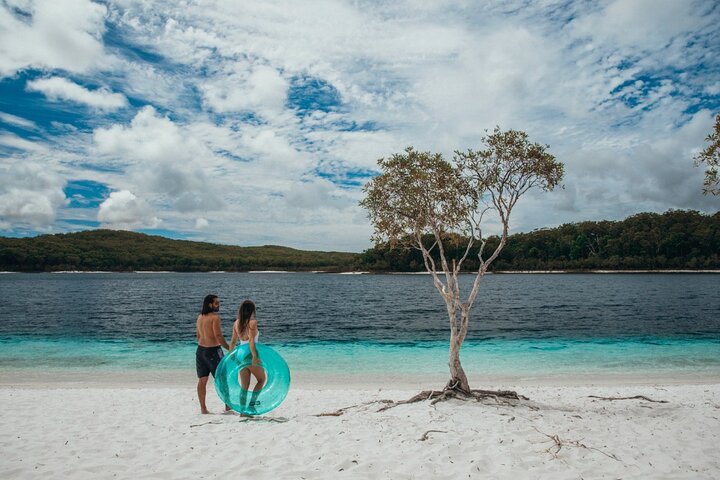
top-left (588, 395), bottom-right (668, 404)
top-left (377, 382), bottom-right (529, 412)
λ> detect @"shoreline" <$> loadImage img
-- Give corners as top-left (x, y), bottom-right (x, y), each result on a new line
top-left (2, 368), bottom-right (718, 389)
top-left (2, 269), bottom-right (720, 274)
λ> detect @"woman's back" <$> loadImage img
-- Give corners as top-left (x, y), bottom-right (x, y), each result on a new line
top-left (234, 319), bottom-right (259, 345)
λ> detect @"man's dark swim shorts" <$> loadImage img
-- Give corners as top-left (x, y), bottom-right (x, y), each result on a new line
top-left (196, 345), bottom-right (224, 378)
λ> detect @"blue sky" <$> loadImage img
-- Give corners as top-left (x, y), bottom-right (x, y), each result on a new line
top-left (0, 0), bottom-right (718, 251)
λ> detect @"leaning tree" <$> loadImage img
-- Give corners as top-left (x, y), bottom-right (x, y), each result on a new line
top-left (694, 113), bottom-right (720, 196)
top-left (360, 127), bottom-right (564, 401)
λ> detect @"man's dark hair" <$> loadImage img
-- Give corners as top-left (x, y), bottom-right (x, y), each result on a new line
top-left (201, 294), bottom-right (219, 315)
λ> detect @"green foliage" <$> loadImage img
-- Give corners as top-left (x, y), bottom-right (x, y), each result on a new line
top-left (694, 113), bottom-right (720, 195)
top-left (0, 230), bottom-right (360, 272)
top-left (361, 130), bottom-right (565, 274)
top-left (359, 147), bottom-right (476, 247)
top-left (358, 210), bottom-right (720, 271)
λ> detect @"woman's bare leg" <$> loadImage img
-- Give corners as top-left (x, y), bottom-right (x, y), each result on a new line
top-left (239, 367), bottom-right (251, 406)
top-left (248, 366), bottom-right (266, 410)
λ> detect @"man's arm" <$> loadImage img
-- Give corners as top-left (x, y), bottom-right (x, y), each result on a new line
top-left (213, 315), bottom-right (230, 350)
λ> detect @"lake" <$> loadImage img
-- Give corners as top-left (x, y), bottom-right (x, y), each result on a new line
top-left (1, 272), bottom-right (718, 379)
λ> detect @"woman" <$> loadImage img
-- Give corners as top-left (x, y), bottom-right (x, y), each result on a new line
top-left (229, 300), bottom-right (266, 412)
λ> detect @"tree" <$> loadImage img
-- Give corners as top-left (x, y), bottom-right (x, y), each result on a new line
top-left (694, 113), bottom-right (720, 196)
top-left (360, 127), bottom-right (564, 397)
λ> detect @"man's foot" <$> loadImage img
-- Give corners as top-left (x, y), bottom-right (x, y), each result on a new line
top-left (200, 408), bottom-right (211, 414)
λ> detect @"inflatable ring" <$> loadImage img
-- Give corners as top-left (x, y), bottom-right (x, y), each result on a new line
top-left (214, 343), bottom-right (290, 415)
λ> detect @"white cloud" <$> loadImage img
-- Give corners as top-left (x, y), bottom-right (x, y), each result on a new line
top-left (26, 77), bottom-right (128, 110)
top-left (0, 112), bottom-right (38, 130)
top-left (570, 0), bottom-right (699, 52)
top-left (93, 106), bottom-right (225, 213)
top-left (0, 0), bottom-right (109, 77)
top-left (201, 65), bottom-right (289, 117)
top-left (0, 161), bottom-right (66, 227)
top-left (97, 190), bottom-right (159, 229)
top-left (0, 133), bottom-right (47, 152)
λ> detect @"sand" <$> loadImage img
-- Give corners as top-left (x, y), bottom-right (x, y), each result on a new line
top-left (1, 371), bottom-right (719, 479)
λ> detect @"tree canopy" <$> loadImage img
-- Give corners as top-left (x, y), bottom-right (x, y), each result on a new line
top-left (695, 113), bottom-right (720, 195)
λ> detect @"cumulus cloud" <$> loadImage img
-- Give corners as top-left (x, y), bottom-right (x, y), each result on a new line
top-left (0, 161), bottom-right (66, 227)
top-left (93, 106), bottom-right (225, 213)
top-left (97, 190), bottom-right (159, 229)
top-left (26, 77), bottom-right (128, 111)
top-left (0, 0), bottom-right (109, 77)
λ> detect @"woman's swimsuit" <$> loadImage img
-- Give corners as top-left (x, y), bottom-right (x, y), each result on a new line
top-left (239, 331), bottom-right (260, 345)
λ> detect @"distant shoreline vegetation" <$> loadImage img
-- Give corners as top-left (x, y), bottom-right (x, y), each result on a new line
top-left (1, 209), bottom-right (718, 273)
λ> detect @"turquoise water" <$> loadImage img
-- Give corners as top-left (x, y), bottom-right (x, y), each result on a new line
top-left (1, 273), bottom-right (718, 379)
top-left (2, 336), bottom-right (718, 378)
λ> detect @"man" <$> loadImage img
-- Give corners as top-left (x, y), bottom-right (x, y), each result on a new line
top-left (195, 294), bottom-right (230, 414)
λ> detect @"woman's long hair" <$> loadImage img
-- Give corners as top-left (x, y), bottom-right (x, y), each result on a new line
top-left (237, 300), bottom-right (256, 337)
top-left (201, 294), bottom-right (218, 315)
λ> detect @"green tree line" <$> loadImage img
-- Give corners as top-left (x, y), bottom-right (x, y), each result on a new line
top-left (1, 209), bottom-right (718, 272)
top-left (0, 229), bottom-right (358, 272)
top-left (358, 209), bottom-right (720, 271)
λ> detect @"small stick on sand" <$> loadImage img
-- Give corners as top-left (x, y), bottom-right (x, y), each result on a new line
top-left (419, 430), bottom-right (447, 441)
top-left (190, 421), bottom-right (222, 428)
top-left (315, 399), bottom-right (394, 417)
top-left (588, 395), bottom-right (668, 403)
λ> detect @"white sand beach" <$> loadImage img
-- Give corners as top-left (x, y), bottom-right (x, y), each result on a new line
top-left (1, 372), bottom-right (719, 479)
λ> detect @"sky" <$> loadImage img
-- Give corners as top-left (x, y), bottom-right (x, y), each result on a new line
top-left (0, 0), bottom-right (718, 252)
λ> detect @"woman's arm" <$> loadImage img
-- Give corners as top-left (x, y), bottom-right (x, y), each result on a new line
top-left (248, 319), bottom-right (259, 365)
top-left (229, 320), bottom-right (238, 351)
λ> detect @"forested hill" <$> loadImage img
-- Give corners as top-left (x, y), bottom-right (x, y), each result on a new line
top-left (0, 230), bottom-right (359, 272)
top-left (1, 209), bottom-right (718, 272)
top-left (359, 210), bottom-right (720, 272)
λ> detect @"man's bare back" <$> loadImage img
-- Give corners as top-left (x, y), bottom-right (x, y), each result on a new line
top-left (196, 312), bottom-right (224, 347)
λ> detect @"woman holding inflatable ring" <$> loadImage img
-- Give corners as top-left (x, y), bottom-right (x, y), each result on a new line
top-left (229, 300), bottom-right (266, 413)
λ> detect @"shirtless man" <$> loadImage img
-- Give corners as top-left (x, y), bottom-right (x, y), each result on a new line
top-left (195, 294), bottom-right (230, 414)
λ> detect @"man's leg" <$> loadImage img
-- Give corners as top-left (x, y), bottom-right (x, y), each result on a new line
top-left (197, 376), bottom-right (210, 414)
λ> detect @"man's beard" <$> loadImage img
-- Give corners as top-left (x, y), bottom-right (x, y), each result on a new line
top-left (212, 306), bottom-right (220, 312)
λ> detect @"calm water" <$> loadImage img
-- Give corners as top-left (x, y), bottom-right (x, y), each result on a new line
top-left (1, 272), bottom-right (719, 377)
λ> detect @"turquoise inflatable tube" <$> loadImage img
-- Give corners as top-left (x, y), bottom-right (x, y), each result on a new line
top-left (214, 343), bottom-right (290, 415)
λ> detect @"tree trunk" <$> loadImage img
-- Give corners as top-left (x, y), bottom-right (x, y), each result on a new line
top-left (448, 332), bottom-right (470, 392)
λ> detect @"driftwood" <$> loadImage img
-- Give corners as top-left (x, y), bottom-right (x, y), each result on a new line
top-left (588, 395), bottom-right (668, 404)
top-left (533, 427), bottom-right (621, 462)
